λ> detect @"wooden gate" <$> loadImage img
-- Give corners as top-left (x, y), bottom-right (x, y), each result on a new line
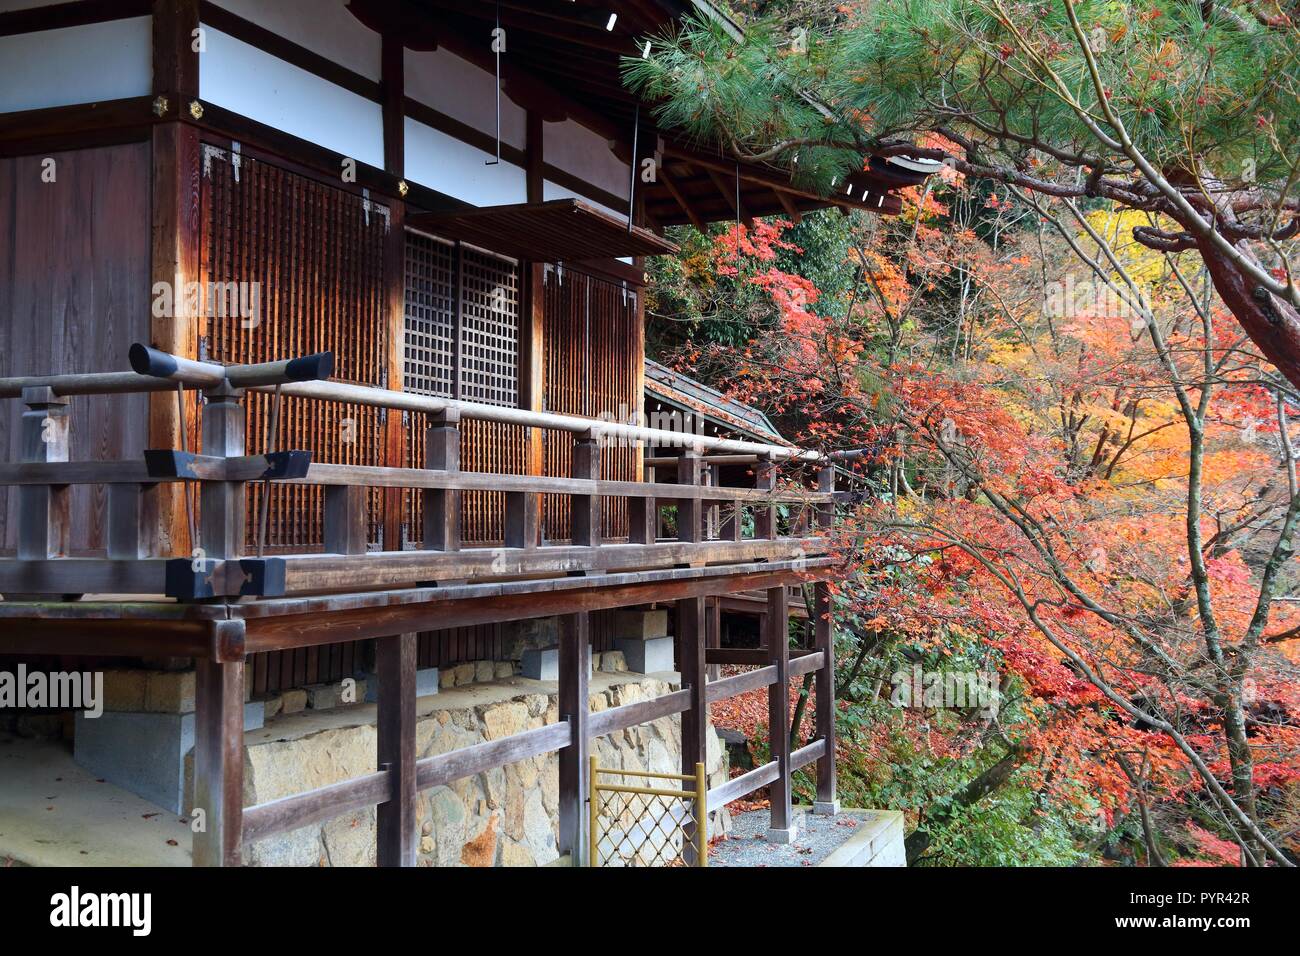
top-left (588, 758), bottom-right (708, 867)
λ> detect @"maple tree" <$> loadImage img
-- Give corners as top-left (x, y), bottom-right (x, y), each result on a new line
top-left (648, 156), bottom-right (1300, 864)
top-left (627, 0), bottom-right (1300, 392)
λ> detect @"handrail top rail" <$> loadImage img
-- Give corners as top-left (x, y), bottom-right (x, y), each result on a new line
top-left (1, 345), bottom-right (825, 464)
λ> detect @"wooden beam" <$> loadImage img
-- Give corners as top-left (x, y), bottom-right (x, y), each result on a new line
top-left (376, 632), bottom-right (417, 866)
top-left (774, 188), bottom-right (803, 224)
top-left (790, 738), bottom-right (826, 772)
top-left (657, 165), bottom-right (705, 232)
top-left (587, 688), bottom-right (691, 739)
top-left (705, 665), bottom-right (778, 703)
top-left (0, 0), bottom-right (149, 36)
top-left (706, 167), bottom-right (747, 223)
top-left (192, 657), bottom-right (244, 866)
top-left (243, 770), bottom-right (392, 845)
top-left (557, 612), bottom-right (590, 865)
top-left (416, 722), bottom-right (572, 791)
top-left (706, 760), bottom-right (779, 814)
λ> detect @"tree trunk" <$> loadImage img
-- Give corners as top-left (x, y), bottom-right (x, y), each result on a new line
top-left (1196, 236), bottom-right (1300, 392)
top-left (904, 745), bottom-right (1026, 865)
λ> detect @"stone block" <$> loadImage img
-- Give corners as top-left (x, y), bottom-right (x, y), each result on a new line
top-left (519, 645), bottom-right (592, 681)
top-left (615, 636), bottom-right (675, 675)
top-left (474, 660), bottom-right (495, 683)
top-left (614, 608), bottom-right (668, 640)
top-left (144, 669), bottom-right (196, 714)
top-left (244, 699), bottom-right (266, 731)
top-left (281, 688), bottom-right (307, 714)
top-left (494, 661), bottom-right (514, 679)
top-left (75, 703), bottom-right (263, 814)
top-left (599, 650), bottom-right (628, 673)
top-left (439, 670), bottom-right (457, 690)
top-left (261, 694), bottom-right (284, 720)
top-left (101, 669), bottom-right (148, 712)
top-left (416, 668), bottom-right (440, 698)
top-left (765, 824), bottom-right (799, 845)
top-left (453, 663), bottom-right (476, 686)
top-left (305, 683), bottom-right (342, 710)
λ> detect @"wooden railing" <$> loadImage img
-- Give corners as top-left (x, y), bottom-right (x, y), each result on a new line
top-left (0, 346), bottom-right (836, 602)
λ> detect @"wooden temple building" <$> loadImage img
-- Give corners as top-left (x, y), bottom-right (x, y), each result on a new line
top-left (0, 0), bottom-right (925, 866)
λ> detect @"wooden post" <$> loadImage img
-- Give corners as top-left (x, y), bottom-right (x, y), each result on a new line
top-left (18, 387), bottom-right (69, 560)
top-left (719, 460), bottom-right (743, 543)
top-left (376, 632), bottom-right (417, 866)
top-left (380, 29), bottom-right (407, 552)
top-left (423, 409), bottom-right (461, 551)
top-left (150, 0), bottom-right (201, 558)
top-left (705, 596), bottom-right (722, 682)
top-left (504, 491), bottom-right (539, 548)
top-left (817, 464), bottom-right (835, 528)
top-left (765, 585), bottom-right (796, 842)
top-left (755, 454), bottom-right (777, 540)
top-left (571, 431), bottom-right (601, 547)
top-left (678, 595), bottom-right (707, 864)
top-left (557, 611), bottom-right (590, 865)
top-left (521, 110), bottom-right (546, 539)
top-left (813, 580), bottom-right (838, 814)
top-left (193, 656), bottom-right (244, 866)
top-left (324, 485), bottom-right (368, 555)
top-left (107, 482), bottom-right (160, 560)
top-left (199, 381), bottom-right (245, 560)
top-left (677, 448), bottom-right (702, 544)
top-left (629, 461), bottom-right (655, 544)
top-left (705, 463), bottom-right (720, 539)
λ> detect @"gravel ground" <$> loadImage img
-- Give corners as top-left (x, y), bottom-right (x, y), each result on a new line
top-left (709, 807), bottom-right (862, 867)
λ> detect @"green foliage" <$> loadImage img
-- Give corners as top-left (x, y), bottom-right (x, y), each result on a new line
top-left (626, 1), bottom-right (1300, 194)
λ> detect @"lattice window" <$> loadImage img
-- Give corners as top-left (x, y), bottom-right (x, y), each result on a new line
top-left (402, 234), bottom-right (519, 407)
top-left (458, 246), bottom-right (519, 408)
top-left (403, 231), bottom-right (456, 398)
top-left (403, 232), bottom-right (524, 546)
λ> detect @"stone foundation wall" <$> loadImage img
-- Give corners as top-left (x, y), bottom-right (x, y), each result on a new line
top-left (234, 670), bottom-right (730, 867)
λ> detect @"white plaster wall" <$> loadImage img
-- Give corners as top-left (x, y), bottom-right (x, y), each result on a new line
top-left (405, 46), bottom-right (526, 151)
top-left (199, 26), bottom-right (385, 170)
top-left (0, 17), bottom-right (151, 114)
top-left (206, 0), bottom-right (381, 81)
top-left (544, 118), bottom-right (629, 201)
top-left (406, 117), bottom-right (527, 207)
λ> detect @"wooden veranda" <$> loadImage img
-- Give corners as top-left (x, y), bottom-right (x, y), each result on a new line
top-left (0, 346), bottom-right (840, 866)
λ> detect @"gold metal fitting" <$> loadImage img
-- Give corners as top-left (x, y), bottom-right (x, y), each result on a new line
top-left (152, 95), bottom-right (169, 117)
top-left (188, 100), bottom-right (204, 120)
top-left (398, 179), bottom-right (409, 197)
